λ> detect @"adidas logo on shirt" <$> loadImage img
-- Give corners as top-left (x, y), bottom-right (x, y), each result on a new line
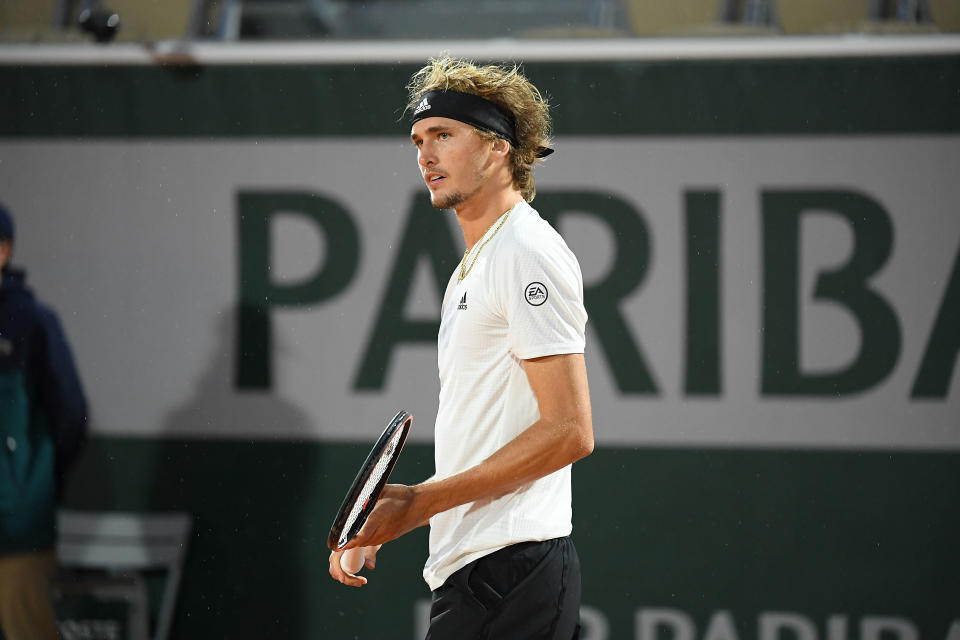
top-left (414, 97), bottom-right (431, 115)
top-left (457, 292), bottom-right (467, 310)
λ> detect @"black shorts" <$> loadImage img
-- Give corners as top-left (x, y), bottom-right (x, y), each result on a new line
top-left (425, 537), bottom-right (581, 640)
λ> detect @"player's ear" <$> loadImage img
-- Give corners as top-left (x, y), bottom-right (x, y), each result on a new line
top-left (491, 137), bottom-right (509, 156)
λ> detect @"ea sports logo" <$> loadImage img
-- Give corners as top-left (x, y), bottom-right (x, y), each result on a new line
top-left (524, 282), bottom-right (548, 306)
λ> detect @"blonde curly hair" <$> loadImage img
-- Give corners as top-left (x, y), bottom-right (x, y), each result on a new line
top-left (406, 55), bottom-right (552, 202)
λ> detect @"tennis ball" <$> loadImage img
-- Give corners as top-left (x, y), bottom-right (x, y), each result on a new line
top-left (340, 547), bottom-right (365, 574)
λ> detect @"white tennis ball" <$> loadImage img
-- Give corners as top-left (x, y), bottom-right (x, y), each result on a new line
top-left (340, 547), bottom-right (365, 574)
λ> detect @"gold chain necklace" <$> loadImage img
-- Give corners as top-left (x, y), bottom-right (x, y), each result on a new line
top-left (458, 209), bottom-right (512, 282)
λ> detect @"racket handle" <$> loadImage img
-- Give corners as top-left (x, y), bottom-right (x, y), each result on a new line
top-left (340, 547), bottom-right (365, 574)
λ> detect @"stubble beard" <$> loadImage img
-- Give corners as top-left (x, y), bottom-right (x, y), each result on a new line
top-left (430, 165), bottom-right (486, 211)
top-left (431, 190), bottom-right (467, 211)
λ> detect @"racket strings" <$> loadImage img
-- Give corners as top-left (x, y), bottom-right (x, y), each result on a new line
top-left (338, 428), bottom-right (404, 548)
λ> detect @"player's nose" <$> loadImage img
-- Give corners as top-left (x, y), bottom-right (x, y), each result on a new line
top-left (418, 144), bottom-right (436, 168)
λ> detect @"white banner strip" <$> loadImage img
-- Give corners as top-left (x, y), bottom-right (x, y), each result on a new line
top-left (1, 35), bottom-right (960, 66)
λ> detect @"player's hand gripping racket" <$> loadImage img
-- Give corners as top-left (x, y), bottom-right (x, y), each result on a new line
top-left (328, 410), bottom-right (412, 569)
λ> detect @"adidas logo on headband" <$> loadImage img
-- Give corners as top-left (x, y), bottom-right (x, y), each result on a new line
top-left (414, 97), bottom-right (431, 115)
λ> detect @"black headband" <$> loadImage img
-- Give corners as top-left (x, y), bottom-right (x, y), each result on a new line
top-left (410, 89), bottom-right (554, 158)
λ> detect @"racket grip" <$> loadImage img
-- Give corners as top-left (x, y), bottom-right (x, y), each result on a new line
top-left (340, 547), bottom-right (366, 574)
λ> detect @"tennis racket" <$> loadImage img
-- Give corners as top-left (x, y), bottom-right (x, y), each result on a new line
top-left (327, 410), bottom-right (412, 552)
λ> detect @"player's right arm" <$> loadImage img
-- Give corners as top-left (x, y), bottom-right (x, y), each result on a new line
top-left (346, 352), bottom-right (593, 550)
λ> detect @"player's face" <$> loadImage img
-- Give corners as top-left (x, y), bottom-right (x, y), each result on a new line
top-left (411, 117), bottom-right (494, 210)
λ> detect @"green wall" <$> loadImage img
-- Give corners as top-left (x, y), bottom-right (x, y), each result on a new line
top-left (64, 438), bottom-right (960, 638)
top-left (3, 57), bottom-right (959, 137)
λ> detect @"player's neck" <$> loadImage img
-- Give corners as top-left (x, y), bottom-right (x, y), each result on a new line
top-left (455, 187), bottom-right (523, 250)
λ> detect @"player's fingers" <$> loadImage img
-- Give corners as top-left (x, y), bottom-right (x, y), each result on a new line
top-left (342, 532), bottom-right (365, 549)
top-left (328, 550), bottom-right (346, 579)
top-left (342, 573), bottom-right (368, 587)
top-left (328, 551), bottom-right (368, 587)
top-left (365, 544), bottom-right (383, 569)
top-left (344, 514), bottom-right (382, 548)
top-left (348, 519), bottom-right (380, 549)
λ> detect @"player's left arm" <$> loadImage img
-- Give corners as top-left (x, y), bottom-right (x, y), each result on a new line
top-left (345, 352), bottom-right (593, 549)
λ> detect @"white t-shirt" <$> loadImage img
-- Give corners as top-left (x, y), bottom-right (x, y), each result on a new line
top-left (423, 199), bottom-right (588, 591)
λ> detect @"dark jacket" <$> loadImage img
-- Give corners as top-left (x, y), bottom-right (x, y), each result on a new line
top-left (0, 267), bottom-right (87, 554)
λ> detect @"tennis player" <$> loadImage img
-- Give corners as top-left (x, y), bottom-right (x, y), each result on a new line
top-left (330, 56), bottom-right (593, 639)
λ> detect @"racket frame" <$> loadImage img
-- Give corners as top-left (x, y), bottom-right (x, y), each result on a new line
top-left (327, 410), bottom-right (412, 550)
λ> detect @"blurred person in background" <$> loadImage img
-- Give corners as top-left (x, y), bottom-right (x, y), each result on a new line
top-left (0, 203), bottom-right (88, 640)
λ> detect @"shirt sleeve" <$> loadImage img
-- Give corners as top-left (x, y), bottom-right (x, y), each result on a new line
top-left (493, 234), bottom-right (587, 360)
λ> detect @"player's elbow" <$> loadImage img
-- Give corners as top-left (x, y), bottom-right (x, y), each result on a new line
top-left (577, 428), bottom-right (594, 460)
top-left (568, 415), bottom-right (594, 462)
